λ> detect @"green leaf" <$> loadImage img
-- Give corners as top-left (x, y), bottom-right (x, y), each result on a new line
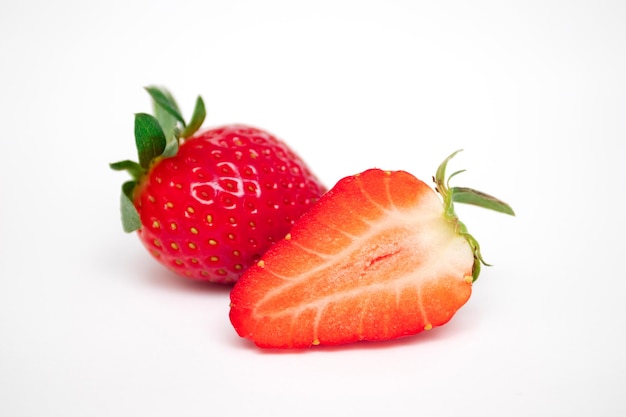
top-left (161, 138), bottom-right (179, 158)
top-left (109, 160), bottom-right (144, 181)
top-left (154, 101), bottom-right (178, 143)
top-left (451, 187), bottom-right (516, 216)
top-left (149, 87), bottom-right (179, 144)
top-left (120, 181), bottom-right (141, 232)
top-left (144, 86), bottom-right (185, 126)
top-left (134, 113), bottom-right (166, 169)
top-left (435, 149), bottom-right (463, 189)
top-left (181, 95), bottom-right (206, 138)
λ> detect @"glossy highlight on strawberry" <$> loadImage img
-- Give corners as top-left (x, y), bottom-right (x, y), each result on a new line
top-left (111, 87), bottom-right (325, 283)
top-left (229, 151), bottom-right (514, 348)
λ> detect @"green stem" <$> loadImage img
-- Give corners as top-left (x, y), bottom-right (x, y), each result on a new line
top-left (434, 150), bottom-right (515, 281)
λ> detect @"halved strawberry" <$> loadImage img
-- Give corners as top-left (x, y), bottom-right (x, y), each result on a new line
top-left (229, 151), bottom-right (514, 348)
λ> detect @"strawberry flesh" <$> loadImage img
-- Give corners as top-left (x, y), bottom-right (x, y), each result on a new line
top-left (229, 169), bottom-right (474, 348)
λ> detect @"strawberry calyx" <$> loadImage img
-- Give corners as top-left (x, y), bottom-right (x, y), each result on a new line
top-left (433, 150), bottom-right (515, 281)
top-left (110, 86), bottom-right (206, 232)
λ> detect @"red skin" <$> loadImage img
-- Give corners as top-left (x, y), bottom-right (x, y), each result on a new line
top-left (133, 125), bottom-right (326, 283)
top-left (229, 169), bottom-right (474, 348)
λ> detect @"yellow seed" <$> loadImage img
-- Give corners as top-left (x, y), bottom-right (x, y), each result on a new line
top-left (234, 264), bottom-right (243, 270)
top-left (312, 339), bottom-right (320, 346)
top-left (424, 323), bottom-right (433, 331)
top-left (233, 250), bottom-right (240, 256)
top-left (152, 220), bottom-right (160, 229)
top-left (170, 243), bottom-right (179, 250)
top-left (217, 269), bottom-right (227, 275)
top-left (228, 233), bottom-right (235, 240)
top-left (285, 233), bottom-right (291, 240)
top-left (210, 256), bottom-right (219, 262)
top-left (153, 239), bottom-right (161, 247)
top-left (464, 275), bottom-right (473, 284)
top-left (165, 202), bottom-right (174, 209)
top-left (190, 258), bottom-right (199, 264)
top-left (187, 206), bottom-right (195, 214)
top-left (148, 196), bottom-right (156, 203)
top-left (170, 223), bottom-right (177, 230)
top-left (188, 242), bottom-right (197, 250)
top-left (174, 259), bottom-right (183, 265)
top-left (229, 217), bottom-right (236, 224)
top-left (208, 239), bottom-right (217, 246)
top-left (257, 260), bottom-right (265, 268)
top-left (190, 227), bottom-right (198, 234)
top-left (249, 221), bottom-right (256, 228)
top-left (206, 214), bottom-right (213, 223)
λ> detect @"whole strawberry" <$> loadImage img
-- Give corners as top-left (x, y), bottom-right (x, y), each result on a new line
top-left (111, 87), bottom-right (326, 283)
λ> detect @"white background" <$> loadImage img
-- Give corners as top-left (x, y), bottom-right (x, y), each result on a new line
top-left (1, 1), bottom-right (625, 416)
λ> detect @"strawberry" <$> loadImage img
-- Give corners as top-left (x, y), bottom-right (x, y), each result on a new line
top-left (229, 150), bottom-right (514, 347)
top-left (110, 87), bottom-right (325, 283)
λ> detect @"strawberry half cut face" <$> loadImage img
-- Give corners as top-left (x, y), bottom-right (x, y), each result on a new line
top-left (229, 152), bottom-right (514, 348)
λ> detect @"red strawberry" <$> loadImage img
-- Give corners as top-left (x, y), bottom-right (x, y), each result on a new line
top-left (110, 87), bottom-right (325, 283)
top-left (229, 151), bottom-right (514, 347)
